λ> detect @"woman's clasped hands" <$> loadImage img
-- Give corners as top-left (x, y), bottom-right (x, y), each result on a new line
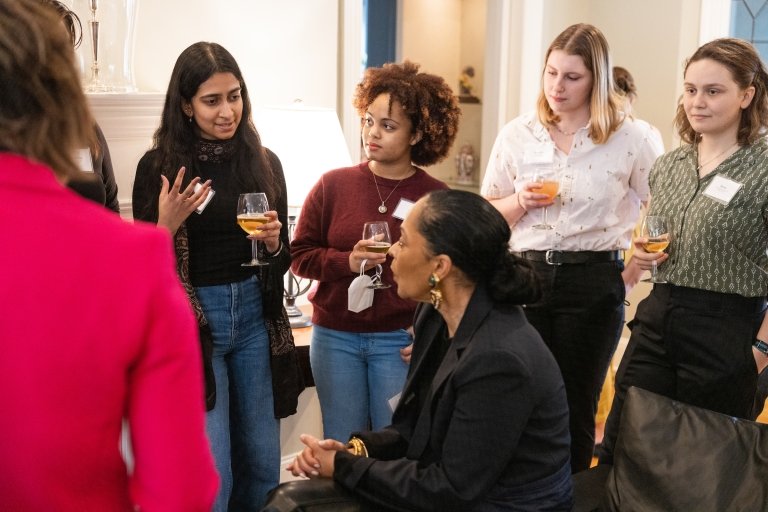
top-left (286, 434), bottom-right (348, 479)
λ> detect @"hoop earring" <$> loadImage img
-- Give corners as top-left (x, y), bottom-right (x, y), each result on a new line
top-left (428, 273), bottom-right (442, 310)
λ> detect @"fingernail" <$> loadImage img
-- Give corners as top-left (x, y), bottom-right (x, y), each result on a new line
top-left (313, 463), bottom-right (320, 469)
top-left (310, 471), bottom-right (319, 476)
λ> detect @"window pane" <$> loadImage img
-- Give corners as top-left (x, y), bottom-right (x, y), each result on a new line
top-left (730, 0), bottom-right (768, 61)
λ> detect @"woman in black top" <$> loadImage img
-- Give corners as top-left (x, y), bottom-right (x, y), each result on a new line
top-left (132, 42), bottom-right (303, 511)
top-left (288, 190), bottom-right (572, 511)
top-left (41, 0), bottom-right (120, 212)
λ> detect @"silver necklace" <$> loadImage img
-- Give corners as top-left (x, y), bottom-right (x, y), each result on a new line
top-left (553, 124), bottom-right (577, 136)
top-left (697, 142), bottom-right (739, 172)
top-left (371, 169), bottom-right (406, 214)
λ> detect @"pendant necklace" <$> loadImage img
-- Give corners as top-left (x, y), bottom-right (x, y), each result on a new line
top-left (696, 142), bottom-right (739, 172)
top-left (372, 169), bottom-right (406, 214)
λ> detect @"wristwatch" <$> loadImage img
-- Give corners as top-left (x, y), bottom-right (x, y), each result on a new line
top-left (754, 339), bottom-right (768, 356)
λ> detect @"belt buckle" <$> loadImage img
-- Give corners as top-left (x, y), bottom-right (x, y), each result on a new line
top-left (545, 250), bottom-right (562, 266)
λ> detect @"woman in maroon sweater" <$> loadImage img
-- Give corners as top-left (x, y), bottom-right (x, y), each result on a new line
top-left (291, 61), bottom-right (460, 441)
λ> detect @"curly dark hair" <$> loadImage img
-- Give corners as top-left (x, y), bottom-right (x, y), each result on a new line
top-left (353, 61), bottom-right (461, 166)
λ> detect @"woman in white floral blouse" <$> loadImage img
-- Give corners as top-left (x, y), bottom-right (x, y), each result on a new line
top-left (481, 23), bottom-right (662, 473)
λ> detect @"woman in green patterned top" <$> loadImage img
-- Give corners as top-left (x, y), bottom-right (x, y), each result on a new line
top-left (600, 38), bottom-right (768, 465)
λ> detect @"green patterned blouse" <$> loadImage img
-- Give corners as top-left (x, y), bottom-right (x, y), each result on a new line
top-left (649, 139), bottom-right (768, 297)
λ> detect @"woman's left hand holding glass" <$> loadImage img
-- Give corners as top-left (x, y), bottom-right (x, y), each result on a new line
top-left (245, 210), bottom-right (282, 254)
top-left (348, 238), bottom-right (388, 273)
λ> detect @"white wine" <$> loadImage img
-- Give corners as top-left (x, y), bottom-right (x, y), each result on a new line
top-left (367, 242), bottom-right (392, 254)
top-left (642, 238), bottom-right (669, 253)
top-left (536, 180), bottom-right (559, 200)
top-left (237, 214), bottom-right (268, 235)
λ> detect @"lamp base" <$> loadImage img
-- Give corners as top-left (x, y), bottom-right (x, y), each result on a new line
top-left (285, 302), bottom-right (312, 328)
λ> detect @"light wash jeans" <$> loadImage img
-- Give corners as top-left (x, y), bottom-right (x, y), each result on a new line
top-left (310, 324), bottom-right (411, 442)
top-left (196, 275), bottom-right (279, 512)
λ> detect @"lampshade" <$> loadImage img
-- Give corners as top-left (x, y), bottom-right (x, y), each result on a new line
top-left (255, 102), bottom-right (353, 208)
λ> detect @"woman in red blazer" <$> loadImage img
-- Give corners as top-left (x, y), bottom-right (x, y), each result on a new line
top-left (0, 1), bottom-right (218, 510)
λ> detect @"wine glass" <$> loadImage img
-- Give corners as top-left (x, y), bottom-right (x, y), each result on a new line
top-left (236, 192), bottom-right (270, 267)
top-left (363, 221), bottom-right (392, 289)
top-left (531, 169), bottom-right (559, 230)
top-left (640, 215), bottom-right (669, 283)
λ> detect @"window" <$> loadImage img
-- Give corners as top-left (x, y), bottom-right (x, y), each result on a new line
top-left (731, 0), bottom-right (768, 60)
top-left (363, 0), bottom-right (396, 68)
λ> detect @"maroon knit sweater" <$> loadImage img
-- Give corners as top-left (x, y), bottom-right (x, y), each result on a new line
top-left (290, 162), bottom-right (448, 332)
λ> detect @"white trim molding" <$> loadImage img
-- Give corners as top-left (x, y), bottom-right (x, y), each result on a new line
top-left (86, 92), bottom-right (164, 219)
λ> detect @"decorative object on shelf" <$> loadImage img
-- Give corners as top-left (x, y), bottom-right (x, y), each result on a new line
top-left (255, 100), bottom-right (352, 328)
top-left (455, 144), bottom-right (476, 185)
top-left (458, 65), bottom-right (480, 104)
top-left (76, 0), bottom-right (138, 93)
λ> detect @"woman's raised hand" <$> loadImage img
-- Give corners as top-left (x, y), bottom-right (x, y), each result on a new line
top-left (157, 166), bottom-right (212, 235)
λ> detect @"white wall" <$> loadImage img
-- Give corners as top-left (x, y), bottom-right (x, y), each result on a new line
top-left (72, 0), bottom-right (341, 107)
top-left (76, 0), bottom-right (344, 210)
top-left (399, 0), bottom-right (486, 186)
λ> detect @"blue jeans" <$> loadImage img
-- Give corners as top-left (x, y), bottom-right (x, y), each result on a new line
top-left (196, 275), bottom-right (279, 512)
top-left (310, 325), bottom-right (411, 441)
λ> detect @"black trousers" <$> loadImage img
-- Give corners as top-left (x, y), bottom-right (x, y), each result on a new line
top-left (599, 283), bottom-right (766, 464)
top-left (523, 260), bottom-right (625, 473)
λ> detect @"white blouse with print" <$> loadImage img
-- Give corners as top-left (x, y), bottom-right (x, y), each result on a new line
top-left (481, 112), bottom-right (662, 252)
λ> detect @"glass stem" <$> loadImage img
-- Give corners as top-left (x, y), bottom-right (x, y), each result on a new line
top-left (651, 259), bottom-right (657, 281)
top-left (543, 206), bottom-right (549, 226)
top-left (251, 239), bottom-right (259, 264)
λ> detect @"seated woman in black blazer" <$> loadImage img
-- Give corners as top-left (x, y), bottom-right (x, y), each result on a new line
top-left (287, 189), bottom-right (573, 511)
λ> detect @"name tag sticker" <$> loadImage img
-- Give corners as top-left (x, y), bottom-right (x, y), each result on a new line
top-left (523, 142), bottom-right (555, 165)
top-left (388, 392), bottom-right (402, 412)
top-left (74, 148), bottom-right (93, 173)
top-left (702, 175), bottom-right (743, 205)
top-left (392, 198), bottom-right (415, 220)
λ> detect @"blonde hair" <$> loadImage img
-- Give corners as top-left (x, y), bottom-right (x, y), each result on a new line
top-left (0, 0), bottom-right (94, 180)
top-left (536, 23), bottom-right (624, 144)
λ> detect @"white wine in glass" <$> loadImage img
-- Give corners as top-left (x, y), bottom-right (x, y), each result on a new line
top-left (641, 215), bottom-right (669, 283)
top-left (363, 221), bottom-right (392, 289)
top-left (531, 170), bottom-right (559, 230)
top-left (237, 192), bottom-right (270, 267)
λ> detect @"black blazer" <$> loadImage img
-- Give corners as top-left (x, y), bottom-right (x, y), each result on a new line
top-left (334, 287), bottom-right (572, 511)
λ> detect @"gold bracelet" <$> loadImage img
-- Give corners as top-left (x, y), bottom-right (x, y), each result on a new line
top-left (346, 437), bottom-right (368, 457)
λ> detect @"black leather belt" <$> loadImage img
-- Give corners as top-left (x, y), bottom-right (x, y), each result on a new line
top-left (513, 250), bottom-right (622, 266)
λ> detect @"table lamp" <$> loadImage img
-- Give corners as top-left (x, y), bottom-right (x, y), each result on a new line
top-left (255, 101), bottom-right (353, 327)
